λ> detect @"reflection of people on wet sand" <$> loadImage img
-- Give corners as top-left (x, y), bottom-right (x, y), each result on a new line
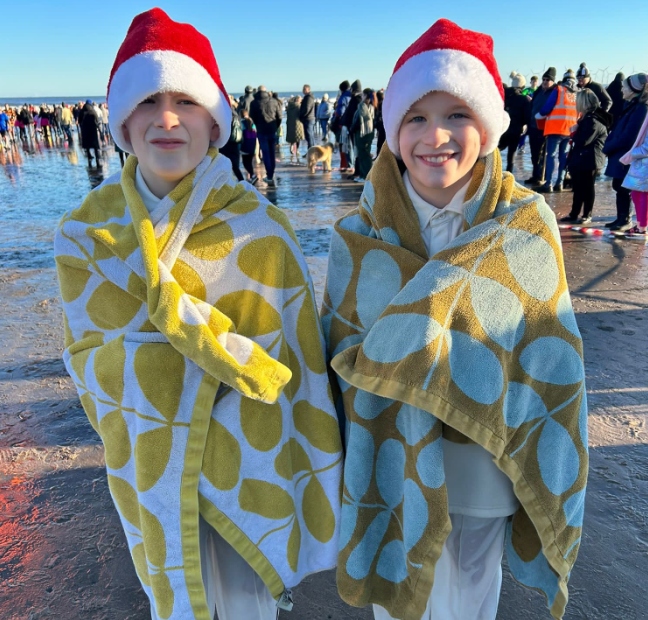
top-left (79, 100), bottom-right (102, 166)
top-left (65, 147), bottom-right (78, 166)
top-left (0, 142), bottom-right (22, 181)
top-left (85, 164), bottom-right (104, 188)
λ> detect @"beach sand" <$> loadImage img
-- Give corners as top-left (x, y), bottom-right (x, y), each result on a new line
top-left (0, 136), bottom-right (647, 619)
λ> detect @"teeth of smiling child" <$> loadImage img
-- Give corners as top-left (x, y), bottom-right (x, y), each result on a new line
top-left (422, 154), bottom-right (452, 163)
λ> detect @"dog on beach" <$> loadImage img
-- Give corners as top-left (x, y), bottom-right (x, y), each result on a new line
top-left (307, 142), bottom-right (334, 173)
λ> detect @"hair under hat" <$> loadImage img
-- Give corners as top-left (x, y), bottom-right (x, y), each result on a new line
top-left (107, 8), bottom-right (231, 154)
top-left (626, 73), bottom-right (648, 94)
top-left (382, 18), bottom-right (510, 158)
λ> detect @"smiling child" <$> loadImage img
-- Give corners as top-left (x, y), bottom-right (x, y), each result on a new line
top-left (323, 19), bottom-right (588, 620)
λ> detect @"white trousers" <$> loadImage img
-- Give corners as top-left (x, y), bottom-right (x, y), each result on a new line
top-left (373, 514), bottom-right (507, 620)
top-left (199, 517), bottom-right (277, 620)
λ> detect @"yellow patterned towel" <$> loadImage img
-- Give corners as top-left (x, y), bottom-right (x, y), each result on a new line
top-left (55, 150), bottom-right (342, 619)
top-left (323, 147), bottom-right (587, 620)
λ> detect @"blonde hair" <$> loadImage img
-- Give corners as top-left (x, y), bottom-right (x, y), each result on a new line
top-left (576, 89), bottom-right (599, 115)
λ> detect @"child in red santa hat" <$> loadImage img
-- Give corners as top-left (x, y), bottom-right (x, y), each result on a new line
top-left (323, 18), bottom-right (587, 620)
top-left (54, 8), bottom-right (343, 620)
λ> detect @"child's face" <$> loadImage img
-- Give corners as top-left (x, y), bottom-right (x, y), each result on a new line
top-left (399, 91), bottom-right (486, 208)
top-left (123, 92), bottom-right (220, 197)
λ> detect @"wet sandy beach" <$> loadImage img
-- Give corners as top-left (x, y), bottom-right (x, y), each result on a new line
top-left (0, 135), bottom-right (647, 619)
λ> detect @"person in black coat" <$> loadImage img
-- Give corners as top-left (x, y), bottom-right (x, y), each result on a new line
top-left (602, 73), bottom-right (648, 230)
top-left (606, 72), bottom-right (625, 126)
top-left (80, 100), bottom-right (101, 165)
top-left (299, 84), bottom-right (316, 149)
top-left (341, 79), bottom-right (362, 177)
top-left (18, 106), bottom-right (33, 141)
top-left (375, 89), bottom-right (386, 154)
top-left (249, 86), bottom-right (283, 184)
top-left (238, 86), bottom-right (255, 115)
top-left (576, 63), bottom-right (612, 111)
top-left (561, 89), bottom-right (612, 224)
top-left (219, 98), bottom-right (244, 182)
top-left (498, 80), bottom-right (532, 174)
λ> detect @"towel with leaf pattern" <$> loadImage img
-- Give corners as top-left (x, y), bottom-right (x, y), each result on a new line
top-left (55, 150), bottom-right (343, 620)
top-left (322, 147), bottom-right (587, 620)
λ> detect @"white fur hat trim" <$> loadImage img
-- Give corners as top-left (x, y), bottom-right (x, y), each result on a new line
top-left (383, 48), bottom-right (510, 158)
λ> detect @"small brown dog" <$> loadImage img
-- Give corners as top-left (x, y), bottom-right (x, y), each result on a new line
top-left (306, 142), bottom-right (334, 173)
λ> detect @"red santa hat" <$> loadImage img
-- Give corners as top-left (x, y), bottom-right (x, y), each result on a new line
top-left (107, 8), bottom-right (231, 153)
top-left (383, 19), bottom-right (510, 158)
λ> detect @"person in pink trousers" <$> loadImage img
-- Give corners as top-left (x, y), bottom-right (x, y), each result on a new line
top-left (620, 97), bottom-right (648, 237)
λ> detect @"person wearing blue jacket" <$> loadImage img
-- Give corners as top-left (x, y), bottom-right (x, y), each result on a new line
top-left (602, 73), bottom-right (648, 231)
top-left (0, 110), bottom-right (9, 148)
top-left (524, 68), bottom-right (557, 186)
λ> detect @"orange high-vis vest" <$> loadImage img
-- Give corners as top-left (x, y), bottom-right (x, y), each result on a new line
top-left (543, 85), bottom-right (578, 137)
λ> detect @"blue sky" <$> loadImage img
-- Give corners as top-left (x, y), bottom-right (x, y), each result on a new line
top-left (2, 0), bottom-right (647, 98)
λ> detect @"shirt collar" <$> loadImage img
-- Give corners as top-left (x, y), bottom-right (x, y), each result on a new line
top-left (403, 171), bottom-right (470, 229)
top-left (135, 165), bottom-right (162, 214)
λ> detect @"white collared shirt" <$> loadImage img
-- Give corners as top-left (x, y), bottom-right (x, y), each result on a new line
top-left (135, 165), bottom-right (162, 213)
top-left (403, 171), bottom-right (469, 257)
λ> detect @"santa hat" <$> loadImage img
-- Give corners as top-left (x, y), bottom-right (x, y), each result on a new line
top-left (107, 8), bottom-right (231, 153)
top-left (383, 19), bottom-right (510, 158)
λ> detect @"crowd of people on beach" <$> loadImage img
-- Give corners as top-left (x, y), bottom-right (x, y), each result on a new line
top-left (0, 100), bottom-right (125, 166)
top-left (495, 63), bottom-right (648, 235)
top-left (2, 61), bottom-right (648, 235)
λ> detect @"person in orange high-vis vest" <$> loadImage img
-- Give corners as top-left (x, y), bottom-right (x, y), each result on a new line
top-left (536, 69), bottom-right (578, 192)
